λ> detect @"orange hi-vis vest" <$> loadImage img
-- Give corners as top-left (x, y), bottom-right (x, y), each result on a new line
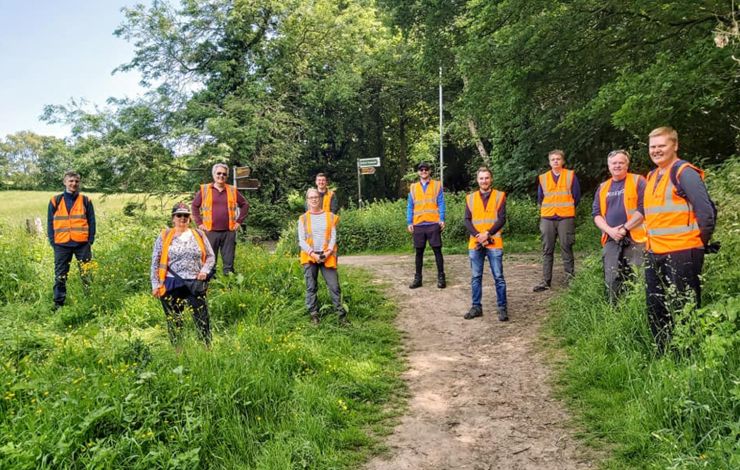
top-left (321, 190), bottom-right (340, 224)
top-left (155, 228), bottom-right (208, 297)
top-left (51, 193), bottom-right (89, 244)
top-left (467, 190), bottom-right (505, 250)
top-left (539, 169), bottom-right (576, 218)
top-left (598, 173), bottom-right (647, 246)
top-left (299, 211), bottom-right (338, 268)
top-left (410, 179), bottom-right (441, 225)
top-left (199, 183), bottom-right (239, 231)
top-left (644, 161), bottom-right (705, 255)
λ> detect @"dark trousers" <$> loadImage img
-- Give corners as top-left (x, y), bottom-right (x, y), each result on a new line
top-left (53, 243), bottom-right (92, 306)
top-left (302, 263), bottom-right (345, 317)
top-left (415, 246), bottom-right (445, 279)
top-left (602, 239), bottom-right (644, 304)
top-left (205, 230), bottom-right (237, 275)
top-left (645, 248), bottom-right (704, 354)
top-left (160, 285), bottom-right (211, 346)
top-left (540, 217), bottom-right (575, 284)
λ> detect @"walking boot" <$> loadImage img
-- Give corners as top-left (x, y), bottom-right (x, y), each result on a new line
top-left (310, 312), bottom-right (320, 325)
top-left (464, 306), bottom-right (483, 320)
top-left (409, 276), bottom-right (422, 289)
top-left (437, 273), bottom-right (446, 289)
top-left (532, 281), bottom-right (551, 292)
top-left (498, 306), bottom-right (509, 322)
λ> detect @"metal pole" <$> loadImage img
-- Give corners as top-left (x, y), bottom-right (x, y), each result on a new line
top-left (439, 67), bottom-right (444, 188)
top-left (357, 161), bottom-right (362, 208)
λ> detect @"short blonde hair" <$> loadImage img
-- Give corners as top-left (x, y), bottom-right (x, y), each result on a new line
top-left (648, 126), bottom-right (678, 143)
top-left (548, 149), bottom-right (565, 159)
top-left (306, 188), bottom-right (319, 199)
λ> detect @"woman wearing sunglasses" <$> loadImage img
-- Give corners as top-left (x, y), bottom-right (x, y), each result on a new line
top-left (150, 202), bottom-right (215, 349)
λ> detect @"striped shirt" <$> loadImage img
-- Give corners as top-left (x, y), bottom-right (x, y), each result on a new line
top-left (298, 211), bottom-right (336, 254)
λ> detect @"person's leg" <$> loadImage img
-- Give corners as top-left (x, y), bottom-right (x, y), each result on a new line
top-left (602, 239), bottom-right (622, 304)
top-left (73, 243), bottom-right (93, 293)
top-left (645, 253), bottom-right (672, 354)
top-left (205, 230), bottom-right (223, 277)
top-left (558, 217), bottom-right (576, 280)
top-left (428, 225), bottom-right (446, 287)
top-left (161, 287), bottom-right (187, 346)
top-left (320, 265), bottom-right (346, 320)
top-left (53, 245), bottom-right (74, 307)
top-left (220, 230), bottom-right (237, 274)
top-left (465, 249), bottom-right (484, 319)
top-left (410, 227), bottom-right (425, 288)
top-left (536, 218), bottom-right (556, 290)
top-left (188, 293), bottom-right (212, 346)
top-left (302, 263), bottom-right (320, 320)
top-left (665, 248), bottom-right (705, 311)
top-left (487, 249), bottom-right (507, 316)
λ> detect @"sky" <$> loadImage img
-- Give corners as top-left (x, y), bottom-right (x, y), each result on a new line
top-left (0, 0), bottom-right (149, 138)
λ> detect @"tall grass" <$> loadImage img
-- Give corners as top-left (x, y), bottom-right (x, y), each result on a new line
top-left (0, 205), bottom-right (403, 468)
top-left (548, 158), bottom-right (740, 468)
top-left (277, 192), bottom-right (601, 255)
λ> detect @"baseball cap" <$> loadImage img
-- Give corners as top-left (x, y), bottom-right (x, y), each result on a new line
top-left (171, 202), bottom-right (191, 215)
top-left (417, 162), bottom-right (431, 170)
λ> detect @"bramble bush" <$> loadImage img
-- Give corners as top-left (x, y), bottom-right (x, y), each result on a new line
top-left (548, 157), bottom-right (740, 468)
top-left (0, 203), bottom-right (403, 469)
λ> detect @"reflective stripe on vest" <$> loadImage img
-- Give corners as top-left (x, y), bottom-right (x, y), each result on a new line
top-left (539, 169), bottom-right (575, 218)
top-left (411, 180), bottom-right (441, 225)
top-left (466, 190), bottom-right (505, 250)
top-left (200, 183), bottom-right (238, 231)
top-left (598, 173), bottom-right (647, 246)
top-left (51, 194), bottom-right (89, 244)
top-left (155, 228), bottom-right (208, 296)
top-left (643, 162), bottom-right (704, 254)
top-left (299, 212), bottom-right (337, 268)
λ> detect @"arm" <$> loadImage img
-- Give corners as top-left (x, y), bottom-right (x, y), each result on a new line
top-left (191, 189), bottom-right (204, 226)
top-left (47, 200), bottom-right (55, 246)
top-left (199, 231), bottom-right (216, 276)
top-left (406, 192), bottom-right (414, 232)
top-left (86, 198), bottom-right (96, 245)
top-left (326, 218), bottom-right (337, 253)
top-left (150, 234), bottom-right (163, 291)
top-left (625, 178), bottom-right (646, 231)
top-left (235, 191), bottom-right (249, 225)
top-left (679, 168), bottom-right (716, 245)
top-left (592, 189), bottom-right (623, 241)
top-left (464, 201), bottom-right (477, 237)
top-left (297, 217), bottom-right (313, 254)
top-left (571, 174), bottom-right (581, 206)
top-left (330, 192), bottom-right (339, 214)
top-left (437, 186), bottom-right (446, 223)
top-left (488, 197), bottom-right (507, 235)
top-left (537, 178), bottom-right (544, 206)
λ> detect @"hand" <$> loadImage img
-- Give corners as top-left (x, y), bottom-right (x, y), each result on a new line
top-left (407, 224), bottom-right (414, 233)
top-left (196, 272), bottom-right (207, 281)
top-left (198, 224), bottom-right (207, 231)
top-left (475, 232), bottom-right (489, 244)
top-left (310, 252), bottom-right (322, 262)
top-left (323, 249), bottom-right (333, 258)
top-left (439, 221), bottom-right (446, 231)
top-left (609, 225), bottom-right (624, 241)
top-left (152, 287), bottom-right (162, 298)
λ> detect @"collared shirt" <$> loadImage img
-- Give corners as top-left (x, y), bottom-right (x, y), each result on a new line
top-left (406, 180), bottom-right (446, 225)
top-left (192, 185), bottom-right (249, 231)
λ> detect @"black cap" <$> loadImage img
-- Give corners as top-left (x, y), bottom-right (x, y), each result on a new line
top-left (417, 162), bottom-right (431, 170)
top-left (171, 202), bottom-right (191, 215)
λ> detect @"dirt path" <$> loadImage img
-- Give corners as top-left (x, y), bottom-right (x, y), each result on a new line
top-left (342, 253), bottom-right (595, 470)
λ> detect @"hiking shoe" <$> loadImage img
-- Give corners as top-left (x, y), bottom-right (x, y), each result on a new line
top-left (533, 282), bottom-right (550, 292)
top-left (498, 307), bottom-right (509, 322)
top-left (464, 306), bottom-right (483, 320)
top-left (310, 312), bottom-right (320, 325)
top-left (409, 277), bottom-right (422, 289)
top-left (437, 274), bottom-right (446, 289)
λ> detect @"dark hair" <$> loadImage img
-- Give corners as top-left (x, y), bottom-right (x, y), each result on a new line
top-left (315, 173), bottom-right (328, 180)
top-left (63, 171), bottom-right (81, 180)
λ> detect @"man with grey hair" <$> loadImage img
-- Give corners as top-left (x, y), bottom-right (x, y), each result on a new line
top-left (192, 163), bottom-right (249, 276)
top-left (592, 150), bottom-right (647, 304)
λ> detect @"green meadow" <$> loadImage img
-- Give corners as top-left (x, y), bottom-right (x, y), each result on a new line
top-left (0, 191), bottom-right (404, 468)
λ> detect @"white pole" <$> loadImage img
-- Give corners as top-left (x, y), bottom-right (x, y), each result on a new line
top-left (357, 161), bottom-right (362, 208)
top-left (439, 67), bottom-right (444, 188)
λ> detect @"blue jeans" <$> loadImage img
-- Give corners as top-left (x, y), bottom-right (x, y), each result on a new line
top-left (469, 248), bottom-right (507, 308)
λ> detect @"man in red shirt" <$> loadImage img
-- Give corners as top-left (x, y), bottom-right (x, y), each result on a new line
top-left (191, 163), bottom-right (249, 275)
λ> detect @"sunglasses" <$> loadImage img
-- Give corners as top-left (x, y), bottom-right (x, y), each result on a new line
top-left (419, 168), bottom-right (430, 172)
top-left (174, 213), bottom-right (190, 218)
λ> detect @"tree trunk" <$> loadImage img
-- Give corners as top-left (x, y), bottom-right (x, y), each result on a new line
top-left (467, 118), bottom-right (491, 167)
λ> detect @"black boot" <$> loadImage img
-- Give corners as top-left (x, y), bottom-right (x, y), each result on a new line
top-left (409, 276), bottom-right (422, 289)
top-left (498, 306), bottom-right (509, 322)
top-left (310, 312), bottom-right (320, 325)
top-left (437, 273), bottom-right (446, 289)
top-left (464, 306), bottom-right (482, 320)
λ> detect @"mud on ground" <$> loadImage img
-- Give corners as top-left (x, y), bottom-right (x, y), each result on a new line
top-left (342, 253), bottom-right (596, 470)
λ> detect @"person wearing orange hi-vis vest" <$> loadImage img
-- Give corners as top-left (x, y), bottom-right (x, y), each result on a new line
top-left (47, 171), bottom-right (96, 310)
top-left (151, 202), bottom-right (215, 348)
top-left (463, 167), bottom-right (509, 322)
top-left (406, 161), bottom-right (446, 289)
top-left (592, 150), bottom-right (647, 304)
top-left (191, 163), bottom-right (249, 276)
top-left (533, 150), bottom-right (581, 292)
top-left (643, 127), bottom-right (716, 354)
top-left (298, 188), bottom-right (347, 326)
top-left (305, 172), bottom-right (339, 216)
